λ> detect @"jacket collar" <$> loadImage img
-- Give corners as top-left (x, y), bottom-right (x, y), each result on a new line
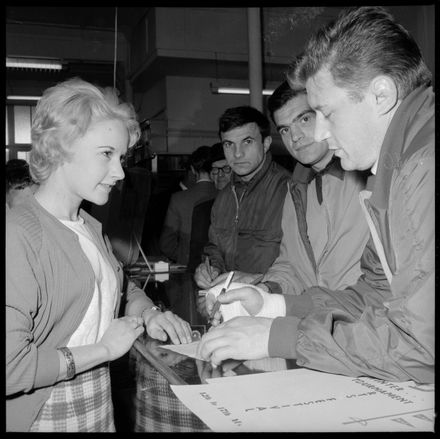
top-left (291, 155), bottom-right (344, 185)
top-left (369, 85), bottom-right (434, 209)
top-left (231, 151), bottom-right (273, 190)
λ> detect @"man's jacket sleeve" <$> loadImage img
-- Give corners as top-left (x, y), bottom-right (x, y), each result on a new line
top-left (289, 153), bottom-right (434, 383)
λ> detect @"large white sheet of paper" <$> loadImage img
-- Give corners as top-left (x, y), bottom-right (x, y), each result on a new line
top-left (171, 368), bottom-right (434, 432)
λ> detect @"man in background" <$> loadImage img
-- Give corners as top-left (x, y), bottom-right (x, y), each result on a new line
top-left (209, 142), bottom-right (232, 190)
top-left (159, 145), bottom-right (217, 265)
top-left (253, 79), bottom-right (370, 295)
top-left (194, 106), bottom-right (290, 289)
top-left (187, 142), bottom-right (231, 271)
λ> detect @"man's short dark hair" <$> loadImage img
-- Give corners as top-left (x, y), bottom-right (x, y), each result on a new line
top-left (190, 145), bottom-right (213, 173)
top-left (295, 6), bottom-right (432, 101)
top-left (218, 106), bottom-right (270, 141)
top-left (267, 81), bottom-right (306, 124)
top-left (209, 142), bottom-right (225, 163)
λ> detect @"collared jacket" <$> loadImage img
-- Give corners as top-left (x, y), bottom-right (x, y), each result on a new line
top-left (204, 152), bottom-right (290, 274)
top-left (270, 85), bottom-right (435, 383)
top-left (263, 159), bottom-right (370, 295)
top-left (6, 195), bottom-right (152, 431)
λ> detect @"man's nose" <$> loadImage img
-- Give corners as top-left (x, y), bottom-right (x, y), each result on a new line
top-left (290, 125), bottom-right (304, 143)
top-left (314, 113), bottom-right (331, 143)
top-left (233, 144), bottom-right (244, 158)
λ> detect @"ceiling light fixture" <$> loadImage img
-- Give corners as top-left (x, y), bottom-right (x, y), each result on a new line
top-left (7, 95), bottom-right (41, 101)
top-left (211, 84), bottom-right (275, 96)
top-left (6, 56), bottom-right (63, 71)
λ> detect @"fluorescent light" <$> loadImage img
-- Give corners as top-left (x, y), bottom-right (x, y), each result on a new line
top-left (7, 95), bottom-right (41, 101)
top-left (6, 57), bottom-right (63, 71)
top-left (212, 86), bottom-right (275, 96)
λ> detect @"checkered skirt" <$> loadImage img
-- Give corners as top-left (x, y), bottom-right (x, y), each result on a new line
top-left (130, 349), bottom-right (210, 432)
top-left (30, 363), bottom-right (115, 432)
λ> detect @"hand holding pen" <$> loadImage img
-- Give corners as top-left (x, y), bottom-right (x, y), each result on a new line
top-left (194, 256), bottom-right (220, 289)
top-left (209, 271), bottom-right (234, 325)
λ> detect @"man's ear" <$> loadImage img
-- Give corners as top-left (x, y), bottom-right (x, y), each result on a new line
top-left (370, 75), bottom-right (399, 115)
top-left (263, 135), bottom-right (272, 153)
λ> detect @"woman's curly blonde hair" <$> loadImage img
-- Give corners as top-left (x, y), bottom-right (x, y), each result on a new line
top-left (30, 77), bottom-right (140, 183)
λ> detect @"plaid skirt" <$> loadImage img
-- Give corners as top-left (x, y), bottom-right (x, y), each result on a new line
top-left (129, 349), bottom-right (210, 432)
top-left (30, 364), bottom-right (115, 432)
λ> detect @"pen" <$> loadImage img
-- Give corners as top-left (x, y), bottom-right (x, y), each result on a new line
top-left (204, 255), bottom-right (213, 281)
top-left (209, 271), bottom-right (234, 323)
top-left (250, 273), bottom-right (264, 285)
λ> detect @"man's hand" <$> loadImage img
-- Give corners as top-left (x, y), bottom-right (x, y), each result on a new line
top-left (194, 262), bottom-right (220, 289)
top-left (197, 295), bottom-right (210, 320)
top-left (206, 285), bottom-right (265, 326)
top-left (142, 309), bottom-right (193, 344)
top-left (196, 316), bottom-right (273, 367)
top-left (195, 358), bottom-right (224, 383)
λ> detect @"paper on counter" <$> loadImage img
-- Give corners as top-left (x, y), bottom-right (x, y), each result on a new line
top-left (171, 368), bottom-right (434, 432)
top-left (158, 341), bottom-right (205, 361)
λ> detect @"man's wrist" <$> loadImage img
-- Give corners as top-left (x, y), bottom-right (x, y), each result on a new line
top-left (255, 291), bottom-right (286, 318)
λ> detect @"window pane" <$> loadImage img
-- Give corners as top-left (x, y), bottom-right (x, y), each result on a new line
top-left (14, 106), bottom-right (32, 144)
top-left (17, 151), bottom-right (31, 162)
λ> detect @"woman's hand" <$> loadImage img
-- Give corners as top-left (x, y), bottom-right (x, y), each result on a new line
top-left (98, 315), bottom-right (145, 361)
top-left (142, 309), bottom-right (193, 344)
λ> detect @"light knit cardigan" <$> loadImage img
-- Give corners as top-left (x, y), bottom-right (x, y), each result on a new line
top-left (6, 195), bottom-right (150, 431)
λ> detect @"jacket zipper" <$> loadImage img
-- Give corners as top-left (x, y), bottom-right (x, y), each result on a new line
top-left (231, 185), bottom-right (247, 267)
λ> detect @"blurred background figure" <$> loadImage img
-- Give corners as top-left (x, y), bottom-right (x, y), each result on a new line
top-left (159, 145), bottom-right (217, 265)
top-left (187, 141), bottom-right (231, 272)
top-left (209, 142), bottom-right (231, 190)
top-left (6, 159), bottom-right (37, 209)
top-left (178, 160), bottom-right (197, 191)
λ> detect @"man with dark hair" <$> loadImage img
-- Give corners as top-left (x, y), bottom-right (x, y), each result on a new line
top-left (198, 6), bottom-right (434, 384)
top-left (159, 145), bottom-right (217, 265)
top-left (246, 80), bottom-right (370, 296)
top-left (194, 106), bottom-right (290, 289)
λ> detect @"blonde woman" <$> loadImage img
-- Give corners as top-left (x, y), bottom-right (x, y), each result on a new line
top-left (6, 78), bottom-right (193, 432)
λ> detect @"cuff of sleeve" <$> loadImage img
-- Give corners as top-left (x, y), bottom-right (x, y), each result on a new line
top-left (284, 294), bottom-right (313, 318)
top-left (268, 316), bottom-right (301, 358)
top-left (256, 292), bottom-right (286, 318)
top-left (262, 281), bottom-right (282, 295)
top-left (36, 348), bottom-right (62, 387)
